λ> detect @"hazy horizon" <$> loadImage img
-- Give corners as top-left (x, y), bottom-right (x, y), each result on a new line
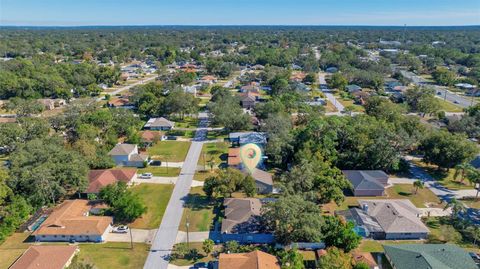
top-left (1, 0), bottom-right (479, 27)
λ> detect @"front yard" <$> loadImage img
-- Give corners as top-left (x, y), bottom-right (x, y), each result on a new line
top-left (138, 166), bottom-right (181, 177)
top-left (386, 184), bottom-right (444, 208)
top-left (170, 242), bottom-right (217, 266)
top-left (78, 242), bottom-right (150, 269)
top-left (0, 233), bottom-right (149, 269)
top-left (179, 187), bottom-right (222, 232)
top-left (130, 183), bottom-right (174, 229)
top-left (437, 99), bottom-right (463, 112)
top-left (147, 141), bottom-right (191, 162)
top-left (412, 160), bottom-right (475, 190)
top-left (197, 142), bottom-right (229, 168)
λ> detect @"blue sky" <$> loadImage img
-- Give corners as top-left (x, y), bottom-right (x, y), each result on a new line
top-left (1, 0), bottom-right (479, 26)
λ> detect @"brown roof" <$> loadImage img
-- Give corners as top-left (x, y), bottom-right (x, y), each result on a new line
top-left (201, 75), bottom-right (217, 81)
top-left (290, 72), bottom-right (306, 81)
top-left (0, 117), bottom-right (16, 123)
top-left (9, 245), bottom-right (78, 269)
top-left (87, 168), bottom-right (137, 193)
top-left (218, 250), bottom-right (280, 269)
top-left (140, 130), bottom-right (162, 142)
top-left (108, 98), bottom-right (130, 107)
top-left (221, 198), bottom-right (262, 233)
top-left (33, 200), bottom-right (112, 236)
top-left (228, 148), bottom-right (241, 166)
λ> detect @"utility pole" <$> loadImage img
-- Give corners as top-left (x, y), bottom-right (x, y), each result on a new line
top-left (129, 226), bottom-right (133, 249)
top-left (186, 217), bottom-right (190, 249)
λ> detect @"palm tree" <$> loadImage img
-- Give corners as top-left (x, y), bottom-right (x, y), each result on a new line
top-left (444, 198), bottom-right (466, 220)
top-left (466, 169), bottom-right (480, 199)
top-left (413, 180), bottom-right (424, 194)
top-left (453, 163), bottom-right (473, 183)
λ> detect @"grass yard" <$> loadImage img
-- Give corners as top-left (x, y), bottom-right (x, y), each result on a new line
top-left (335, 97), bottom-right (365, 112)
top-left (138, 166), bottom-right (181, 177)
top-left (174, 117), bottom-right (199, 129)
top-left (78, 242), bottom-right (150, 269)
top-left (324, 100), bottom-right (337, 112)
top-left (423, 217), bottom-right (477, 249)
top-left (357, 240), bottom-right (421, 253)
top-left (130, 183), bottom-right (174, 229)
top-left (206, 130), bottom-right (228, 140)
top-left (194, 170), bottom-right (218, 181)
top-left (0, 233), bottom-right (30, 269)
top-left (412, 160), bottom-right (475, 190)
top-left (170, 242), bottom-right (217, 266)
top-left (147, 141), bottom-right (191, 162)
top-left (179, 187), bottom-right (221, 232)
top-left (197, 142), bottom-right (229, 167)
top-left (386, 184), bottom-right (444, 208)
top-left (437, 99), bottom-right (463, 112)
top-left (461, 197), bottom-right (480, 209)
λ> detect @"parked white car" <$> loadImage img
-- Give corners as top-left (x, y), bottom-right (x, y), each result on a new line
top-left (139, 173), bottom-right (153, 179)
top-left (112, 226), bottom-right (129, 233)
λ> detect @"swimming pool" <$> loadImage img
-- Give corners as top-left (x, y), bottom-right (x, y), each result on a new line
top-left (353, 226), bottom-right (368, 237)
top-left (29, 215), bottom-right (47, 231)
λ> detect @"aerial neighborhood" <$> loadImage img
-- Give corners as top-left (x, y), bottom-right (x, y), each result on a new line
top-left (1, 14), bottom-right (480, 269)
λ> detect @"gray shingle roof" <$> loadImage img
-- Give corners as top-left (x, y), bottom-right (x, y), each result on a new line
top-left (358, 199), bottom-right (429, 234)
top-left (471, 155), bottom-right (480, 169)
top-left (221, 198), bottom-right (262, 234)
top-left (144, 117), bottom-right (174, 128)
top-left (342, 170), bottom-right (388, 191)
top-left (383, 244), bottom-right (477, 269)
top-left (108, 144), bottom-right (136, 156)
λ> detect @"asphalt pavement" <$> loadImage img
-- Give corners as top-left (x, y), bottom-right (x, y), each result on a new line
top-left (143, 114), bottom-right (208, 269)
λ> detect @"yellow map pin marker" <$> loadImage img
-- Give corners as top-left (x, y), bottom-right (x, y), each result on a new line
top-left (239, 143), bottom-right (262, 173)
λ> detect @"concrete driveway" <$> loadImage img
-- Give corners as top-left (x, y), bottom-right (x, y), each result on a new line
top-left (105, 228), bottom-right (157, 244)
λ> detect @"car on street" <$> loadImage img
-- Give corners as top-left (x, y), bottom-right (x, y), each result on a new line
top-left (139, 173), bottom-right (153, 179)
top-left (150, 160), bottom-right (161, 166)
top-left (112, 225), bottom-right (129, 233)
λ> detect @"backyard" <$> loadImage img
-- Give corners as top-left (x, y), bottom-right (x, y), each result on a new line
top-left (174, 117), bottom-right (199, 129)
top-left (147, 141), bottom-right (191, 162)
top-left (179, 187), bottom-right (221, 232)
top-left (130, 183), bottom-right (174, 229)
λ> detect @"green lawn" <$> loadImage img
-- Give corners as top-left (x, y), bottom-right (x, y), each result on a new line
top-left (147, 141), bottom-right (191, 162)
top-left (423, 217), bottom-right (477, 249)
top-left (130, 183), bottom-right (174, 229)
top-left (461, 197), bottom-right (480, 209)
top-left (194, 170), bottom-right (217, 181)
top-left (138, 166), bottom-right (181, 177)
top-left (174, 117), bottom-right (199, 129)
top-left (386, 184), bottom-right (444, 208)
top-left (179, 187), bottom-right (221, 232)
top-left (413, 160), bottom-right (475, 190)
top-left (197, 142), bottom-right (229, 168)
top-left (438, 99), bottom-right (463, 112)
top-left (0, 233), bottom-right (30, 269)
top-left (206, 130), bottom-right (228, 140)
top-left (0, 234), bottom-right (150, 269)
top-left (170, 242), bottom-right (217, 266)
top-left (358, 240), bottom-right (421, 253)
top-left (78, 242), bottom-right (150, 269)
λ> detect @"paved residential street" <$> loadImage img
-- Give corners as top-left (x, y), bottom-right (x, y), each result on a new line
top-left (389, 156), bottom-right (478, 201)
top-left (400, 70), bottom-right (476, 108)
top-left (324, 92), bottom-right (345, 112)
top-left (95, 75), bottom-right (158, 102)
top-left (143, 113), bottom-right (209, 269)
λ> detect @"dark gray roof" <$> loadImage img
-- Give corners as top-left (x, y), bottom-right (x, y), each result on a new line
top-left (471, 155), bottom-right (480, 169)
top-left (342, 170), bottom-right (387, 191)
top-left (383, 244), bottom-right (477, 269)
